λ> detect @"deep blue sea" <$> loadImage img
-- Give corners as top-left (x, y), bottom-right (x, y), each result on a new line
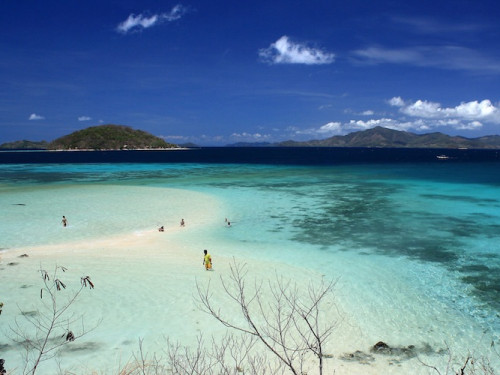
top-left (1, 146), bottom-right (500, 164)
top-left (1, 147), bottom-right (500, 373)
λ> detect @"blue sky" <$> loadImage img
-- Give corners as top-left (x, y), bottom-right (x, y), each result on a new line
top-left (1, 0), bottom-right (500, 145)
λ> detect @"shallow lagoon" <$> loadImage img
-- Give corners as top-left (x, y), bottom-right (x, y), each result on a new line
top-left (1, 162), bottom-right (500, 374)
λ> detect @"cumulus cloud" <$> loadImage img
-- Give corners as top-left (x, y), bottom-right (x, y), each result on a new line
top-left (78, 116), bottom-right (91, 121)
top-left (401, 100), bottom-right (442, 118)
top-left (116, 4), bottom-right (188, 34)
top-left (389, 97), bottom-right (500, 124)
top-left (29, 113), bottom-right (44, 120)
top-left (462, 121), bottom-right (483, 130)
top-left (259, 36), bottom-right (335, 65)
top-left (388, 97), bottom-right (405, 107)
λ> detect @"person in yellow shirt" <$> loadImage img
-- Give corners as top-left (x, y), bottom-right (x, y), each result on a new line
top-left (203, 249), bottom-right (212, 270)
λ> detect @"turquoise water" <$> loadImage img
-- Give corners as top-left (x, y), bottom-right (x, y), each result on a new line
top-left (1, 162), bottom-right (500, 373)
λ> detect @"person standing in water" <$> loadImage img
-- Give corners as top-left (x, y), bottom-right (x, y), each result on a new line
top-left (203, 249), bottom-right (212, 270)
top-left (62, 216), bottom-right (67, 227)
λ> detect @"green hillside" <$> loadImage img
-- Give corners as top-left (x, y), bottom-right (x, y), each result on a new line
top-left (48, 124), bottom-right (177, 150)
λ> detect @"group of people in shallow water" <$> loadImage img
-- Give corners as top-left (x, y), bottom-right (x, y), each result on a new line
top-left (62, 214), bottom-right (217, 272)
top-left (158, 218), bottom-right (185, 232)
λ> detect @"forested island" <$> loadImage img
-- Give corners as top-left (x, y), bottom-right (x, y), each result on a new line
top-left (0, 124), bottom-right (177, 150)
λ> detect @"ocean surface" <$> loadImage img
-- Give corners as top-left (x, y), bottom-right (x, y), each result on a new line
top-left (1, 148), bottom-right (500, 373)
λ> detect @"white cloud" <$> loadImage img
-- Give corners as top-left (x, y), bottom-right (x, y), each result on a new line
top-left (317, 122), bottom-right (342, 134)
top-left (361, 110), bottom-right (374, 116)
top-left (78, 116), bottom-right (92, 121)
top-left (29, 113), bottom-right (44, 120)
top-left (388, 96), bottom-right (405, 107)
top-left (462, 121), bottom-right (483, 130)
top-left (402, 100), bottom-right (442, 118)
top-left (163, 4), bottom-right (187, 21)
top-left (389, 97), bottom-right (500, 124)
top-left (259, 36), bottom-right (335, 65)
top-left (117, 14), bottom-right (158, 33)
top-left (294, 122), bottom-right (343, 137)
top-left (116, 5), bottom-right (188, 34)
top-left (453, 100), bottom-right (498, 119)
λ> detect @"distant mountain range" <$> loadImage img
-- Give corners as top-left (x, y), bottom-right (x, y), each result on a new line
top-left (2, 125), bottom-right (500, 150)
top-left (227, 126), bottom-right (500, 149)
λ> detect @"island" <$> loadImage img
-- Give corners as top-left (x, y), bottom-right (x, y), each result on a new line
top-left (1, 124), bottom-right (177, 150)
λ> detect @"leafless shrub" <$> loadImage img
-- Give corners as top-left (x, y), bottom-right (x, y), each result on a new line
top-left (8, 265), bottom-right (97, 375)
top-left (195, 259), bottom-right (340, 375)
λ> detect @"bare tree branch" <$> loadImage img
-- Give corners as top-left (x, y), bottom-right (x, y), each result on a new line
top-left (195, 259), bottom-right (340, 375)
top-left (7, 264), bottom-right (97, 375)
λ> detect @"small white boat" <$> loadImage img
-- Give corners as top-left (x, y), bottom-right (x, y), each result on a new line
top-left (436, 155), bottom-right (450, 160)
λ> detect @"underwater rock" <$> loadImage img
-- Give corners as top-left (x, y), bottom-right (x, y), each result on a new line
top-left (342, 342), bottom-right (433, 365)
top-left (0, 359), bottom-right (6, 375)
top-left (61, 341), bottom-right (102, 353)
top-left (340, 350), bottom-right (375, 364)
top-left (370, 342), bottom-right (418, 358)
top-left (372, 341), bottom-right (390, 352)
top-left (7, 262), bottom-right (18, 266)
